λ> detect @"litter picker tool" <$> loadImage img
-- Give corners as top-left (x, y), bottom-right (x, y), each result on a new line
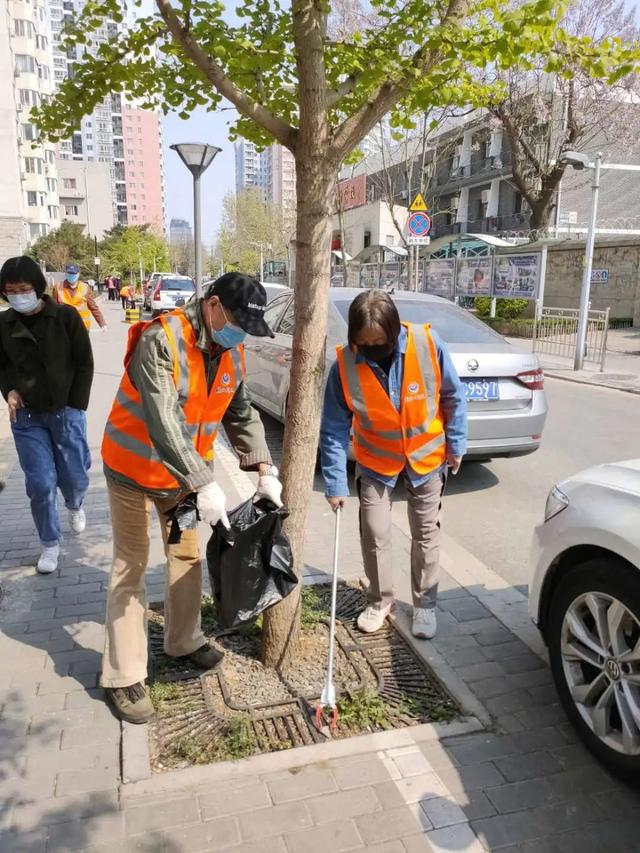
top-left (315, 506), bottom-right (341, 732)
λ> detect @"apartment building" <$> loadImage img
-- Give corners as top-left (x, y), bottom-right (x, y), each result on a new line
top-left (0, 0), bottom-right (60, 255)
top-left (122, 104), bottom-right (165, 233)
top-left (56, 159), bottom-right (114, 238)
top-left (169, 217), bottom-right (192, 244)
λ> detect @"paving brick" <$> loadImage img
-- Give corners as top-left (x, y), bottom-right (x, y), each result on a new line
top-left (27, 743), bottom-right (118, 775)
top-left (125, 796), bottom-right (200, 835)
top-left (455, 661), bottom-right (506, 683)
top-left (268, 767), bottom-right (337, 803)
top-left (64, 688), bottom-right (105, 710)
top-left (484, 690), bottom-right (537, 716)
top-left (447, 728), bottom-right (568, 765)
top-left (0, 828), bottom-right (47, 853)
top-left (37, 674), bottom-right (98, 695)
top-left (508, 668), bottom-right (554, 689)
top-left (47, 812), bottom-right (125, 852)
top-left (355, 806), bottom-right (422, 844)
top-left (333, 757), bottom-right (393, 790)
top-left (390, 749), bottom-right (434, 778)
top-left (473, 627), bottom-right (514, 646)
top-left (444, 601), bottom-right (493, 623)
top-left (437, 646), bottom-right (486, 668)
top-left (307, 786), bottom-right (381, 824)
top-left (419, 795), bottom-right (468, 830)
top-left (494, 751), bottom-right (563, 782)
top-left (436, 762), bottom-right (505, 793)
top-left (216, 840), bottom-right (287, 853)
top-left (485, 765), bottom-right (612, 815)
top-left (285, 819), bottom-right (363, 853)
top-left (494, 714), bottom-right (526, 734)
top-left (500, 653), bottom-right (546, 674)
top-left (417, 742), bottom-right (460, 773)
top-left (472, 795), bottom-right (606, 849)
top-left (198, 782), bottom-right (270, 819)
top-left (10, 791), bottom-right (120, 831)
top-left (418, 824), bottom-right (485, 853)
top-left (392, 772), bottom-right (449, 804)
top-left (238, 801), bottom-right (311, 840)
top-left (453, 789), bottom-right (497, 822)
top-left (56, 766), bottom-right (118, 797)
top-left (54, 603), bottom-right (105, 619)
top-left (160, 816), bottom-right (240, 852)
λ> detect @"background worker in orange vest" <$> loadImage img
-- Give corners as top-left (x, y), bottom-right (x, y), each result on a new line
top-left (118, 283), bottom-right (132, 309)
top-left (53, 263), bottom-right (107, 331)
top-left (320, 289), bottom-right (467, 640)
top-left (100, 273), bottom-right (283, 723)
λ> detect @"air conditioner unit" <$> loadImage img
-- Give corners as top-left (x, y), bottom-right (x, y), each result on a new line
top-left (481, 189), bottom-right (491, 204)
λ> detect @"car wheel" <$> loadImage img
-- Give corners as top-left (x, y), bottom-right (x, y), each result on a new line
top-left (548, 558), bottom-right (640, 783)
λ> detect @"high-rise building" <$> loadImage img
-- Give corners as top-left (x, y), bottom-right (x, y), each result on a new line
top-left (0, 0), bottom-right (60, 255)
top-left (169, 218), bottom-right (193, 243)
top-left (56, 160), bottom-right (114, 238)
top-left (235, 141), bottom-right (297, 232)
top-left (47, 0), bottom-right (165, 231)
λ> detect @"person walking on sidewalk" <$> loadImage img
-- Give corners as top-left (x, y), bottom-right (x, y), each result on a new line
top-left (119, 283), bottom-right (132, 309)
top-left (53, 263), bottom-right (107, 331)
top-left (100, 272), bottom-right (283, 724)
top-left (320, 289), bottom-right (467, 640)
top-left (0, 256), bottom-right (93, 575)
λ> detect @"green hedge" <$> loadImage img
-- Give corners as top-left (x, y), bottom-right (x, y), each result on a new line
top-left (474, 297), bottom-right (529, 320)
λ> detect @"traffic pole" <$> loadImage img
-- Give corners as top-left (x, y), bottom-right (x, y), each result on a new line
top-left (574, 153), bottom-right (602, 371)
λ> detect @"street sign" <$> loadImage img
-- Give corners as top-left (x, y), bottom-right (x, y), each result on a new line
top-left (409, 192), bottom-right (428, 212)
top-left (407, 235), bottom-right (431, 246)
top-left (408, 211), bottom-right (431, 237)
top-left (591, 268), bottom-right (609, 284)
top-left (94, 257), bottom-right (101, 265)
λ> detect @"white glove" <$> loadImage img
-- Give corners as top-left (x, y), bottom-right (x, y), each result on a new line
top-left (255, 474), bottom-right (283, 508)
top-left (197, 481), bottom-right (230, 529)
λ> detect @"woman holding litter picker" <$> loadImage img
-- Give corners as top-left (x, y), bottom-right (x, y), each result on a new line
top-left (320, 289), bottom-right (467, 640)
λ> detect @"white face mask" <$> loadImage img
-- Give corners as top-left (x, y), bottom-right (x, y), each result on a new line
top-left (7, 291), bottom-right (41, 314)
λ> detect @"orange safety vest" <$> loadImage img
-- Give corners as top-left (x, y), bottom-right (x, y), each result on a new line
top-left (119, 286), bottom-right (131, 299)
top-left (336, 322), bottom-right (445, 477)
top-left (102, 308), bottom-right (245, 491)
top-left (54, 281), bottom-right (92, 329)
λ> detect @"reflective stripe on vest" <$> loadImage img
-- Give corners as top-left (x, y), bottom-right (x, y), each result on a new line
top-left (336, 322), bottom-right (445, 477)
top-left (101, 307), bottom-right (245, 491)
top-left (56, 282), bottom-right (92, 329)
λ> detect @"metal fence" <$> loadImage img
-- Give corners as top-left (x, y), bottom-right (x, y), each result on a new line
top-left (532, 305), bottom-right (610, 371)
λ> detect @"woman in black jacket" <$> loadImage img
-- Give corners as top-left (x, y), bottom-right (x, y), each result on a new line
top-left (0, 257), bottom-right (94, 575)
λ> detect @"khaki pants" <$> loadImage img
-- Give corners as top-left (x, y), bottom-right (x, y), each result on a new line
top-left (358, 470), bottom-right (446, 610)
top-left (101, 479), bottom-right (205, 688)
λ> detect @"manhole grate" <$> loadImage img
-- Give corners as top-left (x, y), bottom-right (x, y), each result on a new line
top-left (148, 584), bottom-right (459, 772)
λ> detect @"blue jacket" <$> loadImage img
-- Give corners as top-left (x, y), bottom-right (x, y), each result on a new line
top-left (320, 326), bottom-right (467, 497)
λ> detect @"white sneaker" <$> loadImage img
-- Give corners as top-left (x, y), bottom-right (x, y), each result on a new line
top-left (37, 545), bottom-right (60, 575)
top-left (357, 602), bottom-right (394, 634)
top-left (69, 508), bottom-right (86, 534)
top-left (412, 607), bottom-right (437, 639)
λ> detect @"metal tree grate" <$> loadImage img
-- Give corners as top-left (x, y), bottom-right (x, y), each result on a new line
top-left (148, 584), bottom-right (459, 771)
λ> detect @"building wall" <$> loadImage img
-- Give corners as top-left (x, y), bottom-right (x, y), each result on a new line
top-left (537, 239), bottom-right (640, 322)
top-left (333, 201), bottom-right (408, 257)
top-left (122, 106), bottom-right (165, 233)
top-left (56, 160), bottom-right (114, 238)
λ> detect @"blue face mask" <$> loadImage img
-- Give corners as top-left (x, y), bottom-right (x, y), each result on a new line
top-left (7, 291), bottom-right (41, 314)
top-left (212, 323), bottom-right (246, 348)
top-left (66, 273), bottom-right (80, 285)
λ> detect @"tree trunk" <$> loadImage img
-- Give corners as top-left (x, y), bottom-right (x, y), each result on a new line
top-left (528, 200), bottom-right (554, 235)
top-left (261, 151), bottom-right (336, 669)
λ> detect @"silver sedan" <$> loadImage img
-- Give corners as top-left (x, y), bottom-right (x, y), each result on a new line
top-left (530, 460), bottom-right (640, 782)
top-left (245, 288), bottom-right (548, 459)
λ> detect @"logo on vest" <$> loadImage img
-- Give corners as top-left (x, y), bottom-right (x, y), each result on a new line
top-left (216, 372), bottom-right (235, 394)
top-left (405, 380), bottom-right (425, 403)
top-left (221, 373), bottom-right (230, 385)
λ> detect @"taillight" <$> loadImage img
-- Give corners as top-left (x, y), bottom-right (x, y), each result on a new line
top-left (153, 282), bottom-right (161, 300)
top-left (516, 368), bottom-right (544, 390)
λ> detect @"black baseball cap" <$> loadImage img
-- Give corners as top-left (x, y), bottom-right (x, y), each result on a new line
top-left (204, 272), bottom-right (274, 338)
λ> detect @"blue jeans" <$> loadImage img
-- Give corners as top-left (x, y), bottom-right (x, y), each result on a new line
top-left (11, 407), bottom-right (91, 546)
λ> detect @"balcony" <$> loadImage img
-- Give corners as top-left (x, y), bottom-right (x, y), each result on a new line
top-left (430, 212), bottom-right (530, 241)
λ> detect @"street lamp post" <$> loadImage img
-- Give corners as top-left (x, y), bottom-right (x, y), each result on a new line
top-left (170, 143), bottom-right (222, 297)
top-left (249, 241), bottom-right (272, 282)
top-left (559, 150), bottom-right (602, 371)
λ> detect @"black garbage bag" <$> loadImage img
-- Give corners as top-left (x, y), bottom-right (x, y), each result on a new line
top-left (207, 497), bottom-right (297, 629)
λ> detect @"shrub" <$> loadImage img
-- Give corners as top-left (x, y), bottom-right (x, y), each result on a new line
top-left (474, 297), bottom-right (529, 320)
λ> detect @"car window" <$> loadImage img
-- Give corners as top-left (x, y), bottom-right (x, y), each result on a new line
top-left (278, 301), bottom-right (295, 336)
top-left (332, 298), bottom-right (503, 344)
top-left (263, 293), bottom-right (291, 331)
top-left (161, 278), bottom-right (195, 292)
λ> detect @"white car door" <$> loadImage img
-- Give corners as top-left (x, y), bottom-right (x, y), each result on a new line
top-left (244, 293), bottom-right (292, 412)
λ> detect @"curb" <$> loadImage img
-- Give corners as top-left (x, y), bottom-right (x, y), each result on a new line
top-left (543, 369), bottom-right (640, 395)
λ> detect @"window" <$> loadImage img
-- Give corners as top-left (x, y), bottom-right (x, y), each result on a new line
top-left (72, 134), bottom-right (83, 154)
top-left (48, 205), bottom-right (59, 220)
top-left (18, 89), bottom-right (40, 107)
top-left (37, 63), bottom-right (49, 80)
top-left (278, 301), bottom-right (295, 335)
top-left (27, 191), bottom-right (37, 206)
top-left (45, 149), bottom-right (54, 164)
top-left (24, 156), bottom-right (36, 173)
top-left (64, 204), bottom-right (79, 216)
top-left (63, 177), bottom-right (77, 189)
top-left (15, 54), bottom-right (36, 73)
top-left (47, 177), bottom-right (56, 192)
top-left (263, 293), bottom-right (291, 330)
top-left (22, 123), bottom-right (38, 141)
top-left (15, 19), bottom-right (35, 37)
top-left (36, 34), bottom-right (48, 49)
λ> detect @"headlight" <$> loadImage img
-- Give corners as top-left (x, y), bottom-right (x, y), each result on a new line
top-left (544, 485), bottom-right (569, 522)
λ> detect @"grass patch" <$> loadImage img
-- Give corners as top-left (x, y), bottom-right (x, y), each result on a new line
top-left (148, 681), bottom-right (181, 711)
top-left (201, 595), bottom-right (220, 634)
top-left (337, 689), bottom-right (389, 729)
top-left (171, 716), bottom-right (258, 765)
top-left (300, 586), bottom-right (330, 631)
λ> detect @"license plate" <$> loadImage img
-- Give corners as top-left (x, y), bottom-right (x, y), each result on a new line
top-left (464, 380), bottom-right (499, 401)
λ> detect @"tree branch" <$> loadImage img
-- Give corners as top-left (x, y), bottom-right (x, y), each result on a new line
top-left (330, 0), bottom-right (469, 160)
top-left (154, 0), bottom-right (296, 150)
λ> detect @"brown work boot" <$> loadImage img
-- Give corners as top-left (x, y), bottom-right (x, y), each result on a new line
top-left (177, 643), bottom-right (224, 671)
top-left (105, 682), bottom-right (155, 724)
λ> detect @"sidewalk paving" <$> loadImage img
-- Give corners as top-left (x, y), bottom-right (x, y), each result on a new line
top-left (1, 301), bottom-right (639, 852)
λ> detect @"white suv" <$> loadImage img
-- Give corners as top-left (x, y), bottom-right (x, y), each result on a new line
top-left (150, 275), bottom-right (196, 317)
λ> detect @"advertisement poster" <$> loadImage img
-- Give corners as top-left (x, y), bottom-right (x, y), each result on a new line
top-left (492, 254), bottom-right (540, 299)
top-left (456, 257), bottom-right (493, 297)
top-left (423, 259), bottom-right (456, 297)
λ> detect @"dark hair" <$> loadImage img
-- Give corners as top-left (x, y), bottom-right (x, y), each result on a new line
top-left (0, 256), bottom-right (47, 297)
top-left (347, 289), bottom-right (401, 348)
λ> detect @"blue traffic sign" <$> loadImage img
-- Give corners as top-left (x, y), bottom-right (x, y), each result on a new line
top-left (408, 212), bottom-right (431, 236)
